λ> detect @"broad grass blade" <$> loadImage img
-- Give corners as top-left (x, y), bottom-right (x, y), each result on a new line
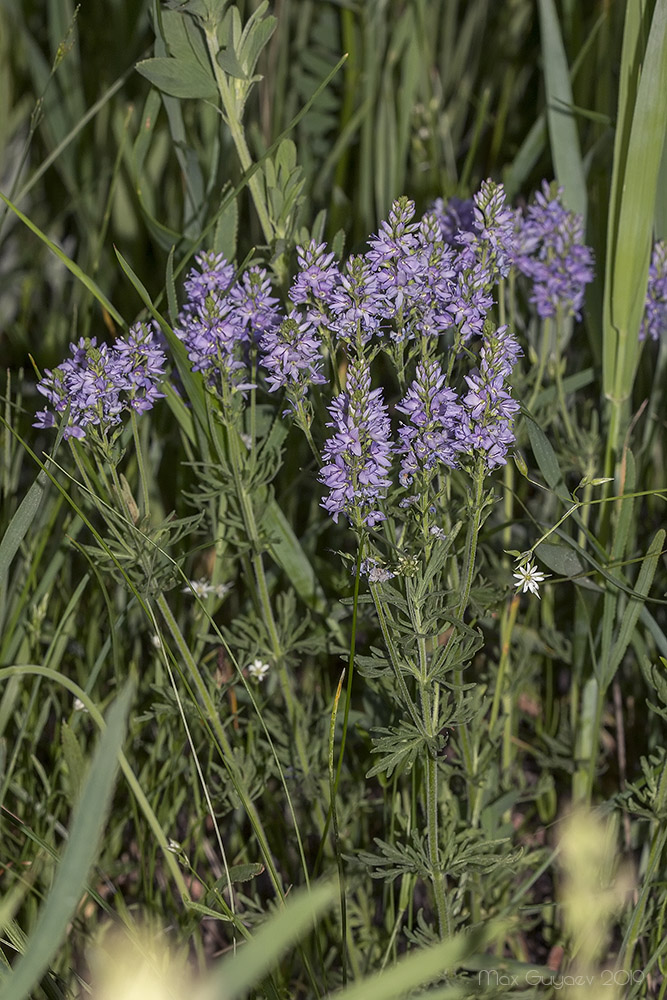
top-left (603, 0), bottom-right (667, 410)
top-left (537, 0), bottom-right (587, 220)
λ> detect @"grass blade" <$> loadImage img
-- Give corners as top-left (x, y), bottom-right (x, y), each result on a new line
top-left (603, 1), bottom-right (667, 415)
top-left (0, 682), bottom-right (133, 1000)
top-left (537, 0), bottom-right (587, 220)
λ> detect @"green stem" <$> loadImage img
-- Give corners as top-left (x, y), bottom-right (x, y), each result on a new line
top-left (621, 824), bottom-right (667, 970)
top-left (204, 27), bottom-right (274, 246)
top-left (526, 317), bottom-right (551, 414)
top-left (452, 462), bottom-right (486, 804)
top-left (411, 593), bottom-right (449, 939)
top-left (554, 356), bottom-right (575, 441)
top-left (489, 595), bottom-right (520, 733)
top-left (455, 461), bottom-right (486, 621)
top-left (130, 410), bottom-right (150, 518)
top-left (426, 751), bottom-right (449, 938)
top-left (329, 670), bottom-right (348, 985)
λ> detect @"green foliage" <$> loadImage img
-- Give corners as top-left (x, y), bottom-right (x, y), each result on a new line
top-left (3, 1), bottom-right (667, 997)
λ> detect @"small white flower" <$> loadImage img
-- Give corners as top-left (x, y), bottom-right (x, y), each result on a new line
top-left (150, 633), bottom-right (163, 650)
top-left (513, 560), bottom-right (549, 598)
top-left (182, 578), bottom-right (232, 600)
top-left (247, 658), bottom-right (271, 682)
top-left (73, 697), bottom-right (87, 712)
top-left (183, 578), bottom-right (211, 598)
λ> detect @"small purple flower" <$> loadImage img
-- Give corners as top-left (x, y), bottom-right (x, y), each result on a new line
top-left (261, 309), bottom-right (326, 403)
top-left (396, 360), bottom-right (468, 485)
top-left (515, 181), bottom-right (594, 320)
top-left (640, 241), bottom-right (667, 342)
top-left (183, 252), bottom-right (235, 311)
top-left (359, 557), bottom-right (395, 582)
top-left (319, 360), bottom-right (393, 527)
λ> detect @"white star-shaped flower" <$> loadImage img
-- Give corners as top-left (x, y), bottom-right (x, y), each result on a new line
top-left (182, 578), bottom-right (211, 598)
top-left (513, 560), bottom-right (549, 598)
top-left (247, 658), bottom-right (271, 682)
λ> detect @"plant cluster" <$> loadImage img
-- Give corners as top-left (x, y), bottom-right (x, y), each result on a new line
top-left (2, 2), bottom-right (667, 998)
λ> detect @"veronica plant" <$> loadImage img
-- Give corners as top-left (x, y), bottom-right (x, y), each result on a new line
top-left (37, 174), bottom-right (648, 955)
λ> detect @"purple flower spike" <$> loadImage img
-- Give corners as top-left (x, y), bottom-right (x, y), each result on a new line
top-left (319, 360), bottom-right (393, 527)
top-left (229, 265), bottom-right (282, 341)
top-left (289, 241), bottom-right (340, 327)
top-left (640, 241), bottom-right (667, 342)
top-left (457, 179), bottom-right (518, 282)
top-left (34, 325), bottom-right (167, 439)
top-left (515, 181), bottom-right (594, 320)
top-left (261, 309), bottom-right (327, 404)
top-left (396, 360), bottom-right (468, 485)
top-left (461, 325), bottom-right (522, 470)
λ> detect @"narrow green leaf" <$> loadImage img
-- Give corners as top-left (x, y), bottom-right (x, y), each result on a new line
top-left (165, 246), bottom-right (179, 326)
top-left (604, 0), bottom-right (667, 404)
top-left (0, 683), bottom-right (133, 1000)
top-left (534, 542), bottom-right (599, 591)
top-left (214, 186), bottom-right (239, 261)
top-left (605, 528), bottom-right (665, 687)
top-left (136, 56), bottom-right (217, 99)
top-left (537, 0), bottom-right (587, 219)
top-left (60, 721), bottom-right (86, 804)
top-left (525, 417), bottom-right (570, 502)
top-left (266, 503), bottom-right (327, 614)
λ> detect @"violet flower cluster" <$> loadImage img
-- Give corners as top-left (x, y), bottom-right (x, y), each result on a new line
top-left (34, 179), bottom-right (588, 527)
top-left (319, 360), bottom-right (393, 528)
top-left (640, 241), bottom-right (667, 342)
top-left (514, 181), bottom-right (594, 321)
top-left (396, 359), bottom-right (468, 486)
top-left (395, 324), bottom-right (522, 490)
top-left (34, 322), bottom-right (166, 440)
top-left (175, 253), bottom-right (282, 396)
top-left (461, 325), bottom-right (522, 469)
